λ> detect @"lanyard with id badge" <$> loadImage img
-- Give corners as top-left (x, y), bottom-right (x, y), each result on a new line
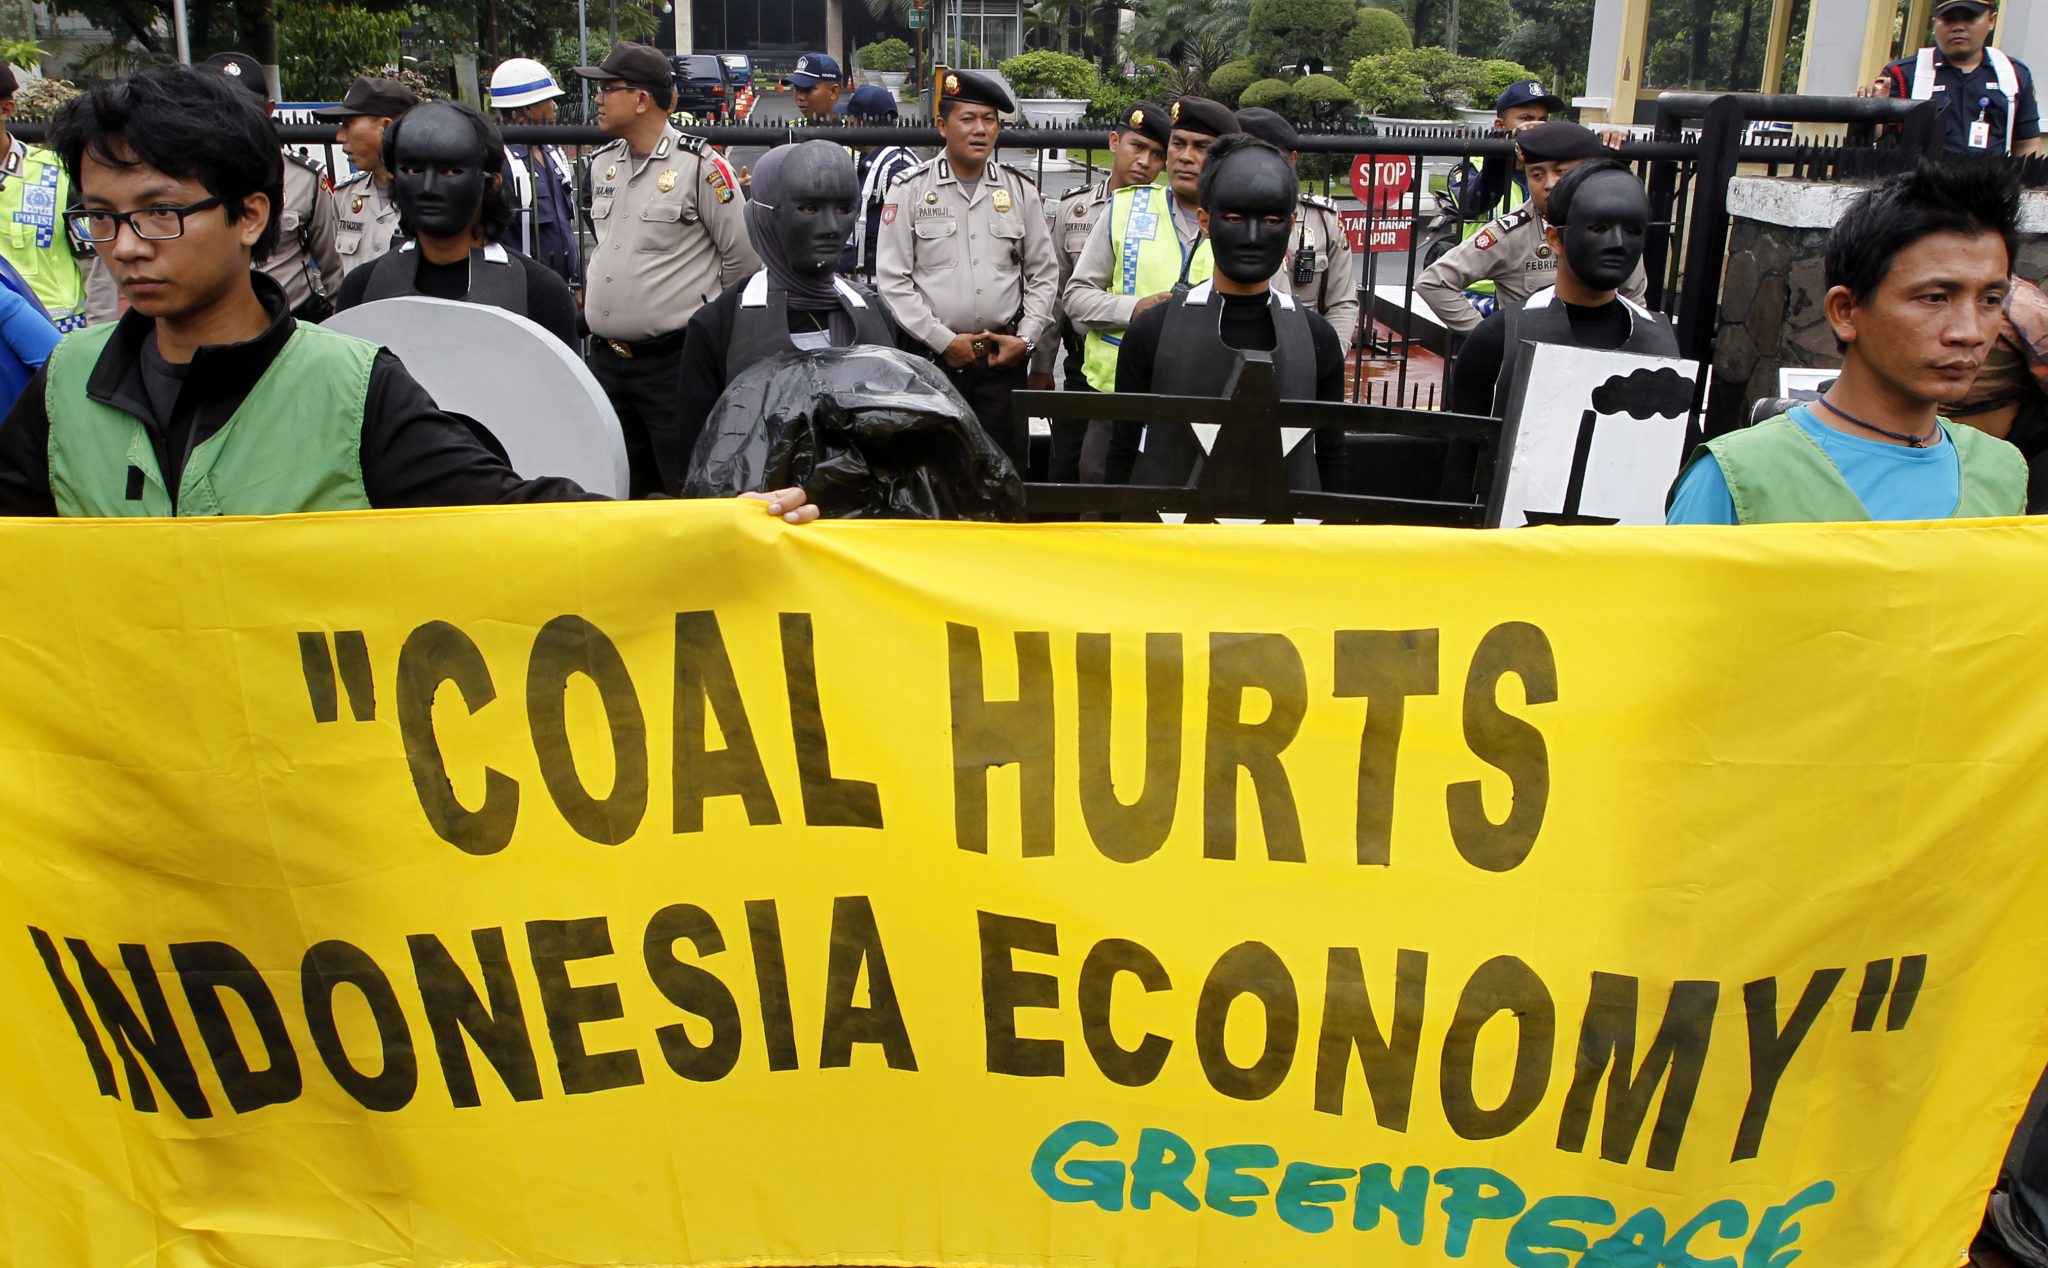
top-left (1971, 95), bottom-right (1994, 150)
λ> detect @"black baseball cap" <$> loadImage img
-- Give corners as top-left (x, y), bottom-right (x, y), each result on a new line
top-left (203, 52), bottom-right (268, 100)
top-left (938, 68), bottom-right (1014, 114)
top-left (572, 42), bottom-right (674, 100)
top-left (1515, 120), bottom-right (1611, 162)
top-left (311, 75), bottom-right (419, 121)
top-left (1115, 100), bottom-right (1171, 149)
top-left (1169, 96), bottom-right (1239, 138)
top-left (1933, 0), bottom-right (1991, 17)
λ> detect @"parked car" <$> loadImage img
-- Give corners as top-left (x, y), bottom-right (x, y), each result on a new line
top-left (717, 53), bottom-right (752, 91)
top-left (669, 53), bottom-right (733, 119)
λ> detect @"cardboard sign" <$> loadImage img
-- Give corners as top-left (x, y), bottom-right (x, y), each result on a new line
top-left (1491, 341), bottom-right (1702, 527)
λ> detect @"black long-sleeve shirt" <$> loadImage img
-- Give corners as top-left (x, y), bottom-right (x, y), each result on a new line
top-left (332, 246), bottom-right (581, 349)
top-left (0, 272), bottom-right (597, 514)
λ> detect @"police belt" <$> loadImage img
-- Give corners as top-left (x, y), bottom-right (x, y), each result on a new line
top-left (598, 328), bottom-right (688, 360)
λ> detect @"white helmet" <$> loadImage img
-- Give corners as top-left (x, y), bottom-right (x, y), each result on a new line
top-left (489, 57), bottom-right (565, 110)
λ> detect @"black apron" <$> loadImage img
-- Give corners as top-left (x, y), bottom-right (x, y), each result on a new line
top-left (723, 270), bottom-right (895, 382)
top-left (359, 241), bottom-right (530, 315)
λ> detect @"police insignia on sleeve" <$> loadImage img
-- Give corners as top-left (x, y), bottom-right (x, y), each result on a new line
top-left (882, 204), bottom-right (897, 225)
top-left (704, 166), bottom-right (733, 203)
top-left (1474, 229), bottom-right (1496, 250)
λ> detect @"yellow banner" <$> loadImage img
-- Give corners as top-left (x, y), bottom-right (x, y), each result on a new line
top-left (4, 503), bottom-right (2048, 1268)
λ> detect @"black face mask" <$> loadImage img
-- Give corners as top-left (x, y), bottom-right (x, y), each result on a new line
top-left (391, 105), bottom-right (490, 241)
top-left (771, 144), bottom-right (859, 277)
top-left (1203, 152), bottom-right (1298, 285)
top-left (1557, 171), bottom-right (1649, 293)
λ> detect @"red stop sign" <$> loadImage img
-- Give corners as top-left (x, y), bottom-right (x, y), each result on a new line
top-left (1349, 154), bottom-right (1417, 210)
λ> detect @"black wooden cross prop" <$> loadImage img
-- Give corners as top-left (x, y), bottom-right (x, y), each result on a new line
top-left (1013, 350), bottom-right (1501, 525)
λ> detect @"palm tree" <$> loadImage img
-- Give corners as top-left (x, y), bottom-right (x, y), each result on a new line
top-left (1122, 0), bottom-right (1249, 66)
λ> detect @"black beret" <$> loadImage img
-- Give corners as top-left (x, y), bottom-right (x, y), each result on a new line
top-left (1234, 106), bottom-right (1299, 151)
top-left (203, 52), bottom-right (268, 99)
top-left (1514, 120), bottom-right (1611, 163)
top-left (940, 68), bottom-right (1014, 114)
top-left (1169, 96), bottom-right (1240, 138)
top-left (1116, 100), bottom-right (1171, 149)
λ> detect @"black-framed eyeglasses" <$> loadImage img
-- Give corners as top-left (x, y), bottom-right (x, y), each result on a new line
top-left (596, 82), bottom-right (642, 96)
top-left (64, 196), bottom-right (225, 244)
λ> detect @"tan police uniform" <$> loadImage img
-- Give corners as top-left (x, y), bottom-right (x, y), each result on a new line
top-left (1269, 192), bottom-right (1359, 348)
top-left (582, 124), bottom-right (760, 496)
top-left (332, 171), bottom-right (402, 276)
top-left (267, 151), bottom-right (343, 318)
top-left (1418, 204), bottom-right (1651, 336)
top-left (874, 154), bottom-right (1058, 467)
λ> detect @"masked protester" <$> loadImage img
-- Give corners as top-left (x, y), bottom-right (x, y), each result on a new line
top-left (676, 140), bottom-right (898, 458)
top-left (1107, 134), bottom-right (1348, 494)
top-left (1451, 159), bottom-right (1677, 421)
top-left (333, 101), bottom-right (579, 348)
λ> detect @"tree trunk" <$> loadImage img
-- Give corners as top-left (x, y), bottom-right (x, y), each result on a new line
top-left (1727, 0), bottom-right (1755, 90)
top-left (1687, 0), bottom-right (1713, 86)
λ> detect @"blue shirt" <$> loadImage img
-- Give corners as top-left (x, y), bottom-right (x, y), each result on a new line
top-left (0, 282), bottom-right (57, 415)
top-left (1881, 50), bottom-right (2041, 154)
top-left (1666, 405), bottom-right (1961, 524)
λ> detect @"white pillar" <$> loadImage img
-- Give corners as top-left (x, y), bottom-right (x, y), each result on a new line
top-left (1577, 0), bottom-right (1648, 125)
top-left (674, 0), bottom-right (692, 53)
top-left (2003, 2), bottom-right (2048, 77)
top-left (1797, 0), bottom-right (1893, 95)
top-left (826, 0), bottom-right (845, 60)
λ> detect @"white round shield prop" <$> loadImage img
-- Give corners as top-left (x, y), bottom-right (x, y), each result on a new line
top-left (325, 296), bottom-right (629, 499)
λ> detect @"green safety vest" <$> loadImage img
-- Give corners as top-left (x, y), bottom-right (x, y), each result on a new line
top-left (46, 321), bottom-right (380, 517)
top-left (1459, 178), bottom-right (1527, 298)
top-left (0, 138), bottom-right (85, 331)
top-left (1080, 184), bottom-right (1212, 393)
top-left (1683, 412), bottom-right (2026, 524)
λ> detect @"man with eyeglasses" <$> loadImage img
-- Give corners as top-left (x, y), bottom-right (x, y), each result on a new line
top-left (0, 67), bottom-right (608, 515)
top-left (575, 41), bottom-right (758, 497)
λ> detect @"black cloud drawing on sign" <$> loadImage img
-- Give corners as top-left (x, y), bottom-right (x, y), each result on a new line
top-left (1589, 366), bottom-right (1694, 420)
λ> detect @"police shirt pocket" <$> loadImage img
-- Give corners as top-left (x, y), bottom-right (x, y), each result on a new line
top-left (991, 219), bottom-right (1025, 240)
top-left (335, 229), bottom-right (363, 257)
top-left (916, 216), bottom-right (960, 267)
top-left (638, 200), bottom-right (686, 251)
top-left (589, 195), bottom-right (614, 222)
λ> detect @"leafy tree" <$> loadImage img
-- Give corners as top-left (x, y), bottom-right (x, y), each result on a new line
top-left (1238, 76), bottom-right (1290, 110)
top-left (1122, 0), bottom-right (1249, 67)
top-left (1285, 70), bottom-right (1354, 122)
top-left (1340, 7), bottom-right (1409, 65)
top-left (1345, 53), bottom-right (1424, 114)
top-left (1392, 44), bottom-right (1482, 113)
top-left (1208, 57), bottom-right (1261, 105)
top-left (1467, 56), bottom-right (1540, 107)
top-left (1246, 0), bottom-right (1355, 74)
top-left (999, 49), bottom-right (1099, 98)
top-left (278, 2), bottom-right (409, 99)
top-left (855, 37), bottom-right (911, 72)
top-left (1500, 0), bottom-right (1592, 99)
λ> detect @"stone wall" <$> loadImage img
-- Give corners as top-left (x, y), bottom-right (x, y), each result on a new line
top-left (1710, 177), bottom-right (2048, 436)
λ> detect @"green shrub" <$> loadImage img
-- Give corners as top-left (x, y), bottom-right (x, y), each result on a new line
top-left (1286, 71), bottom-right (1355, 123)
top-left (1247, 0), bottom-right (1355, 73)
top-left (1208, 58), bottom-right (1261, 107)
top-left (856, 38), bottom-right (911, 73)
top-left (1340, 7), bottom-right (1410, 64)
top-left (1346, 55), bottom-right (1425, 115)
top-left (1239, 76), bottom-right (1292, 111)
top-left (998, 49), bottom-right (1099, 99)
top-left (1468, 58), bottom-right (1544, 111)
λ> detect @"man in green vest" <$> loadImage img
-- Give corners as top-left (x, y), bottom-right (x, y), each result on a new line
top-left (1667, 159), bottom-right (2026, 524)
top-left (0, 64), bottom-right (89, 332)
top-left (0, 66), bottom-right (819, 523)
top-left (1063, 95), bottom-right (1239, 396)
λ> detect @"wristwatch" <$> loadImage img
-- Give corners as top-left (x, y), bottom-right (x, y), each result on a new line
top-left (1022, 336), bottom-right (1037, 357)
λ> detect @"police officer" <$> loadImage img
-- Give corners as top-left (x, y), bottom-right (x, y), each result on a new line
top-left (314, 76), bottom-right (418, 276)
top-left (1861, 0), bottom-right (2041, 156)
top-left (489, 56), bottom-right (582, 288)
top-left (1034, 99), bottom-right (1168, 482)
top-left (203, 52), bottom-right (344, 321)
top-left (576, 41), bottom-right (759, 496)
top-left (1446, 80), bottom-right (1561, 225)
top-left (1417, 120), bottom-right (1648, 337)
top-left (0, 65), bottom-right (87, 331)
top-left (839, 84), bottom-right (919, 283)
top-left (874, 69), bottom-right (1057, 471)
top-left (1064, 96), bottom-right (1238, 402)
top-left (1234, 106), bottom-right (1359, 349)
top-left (787, 53), bottom-right (845, 122)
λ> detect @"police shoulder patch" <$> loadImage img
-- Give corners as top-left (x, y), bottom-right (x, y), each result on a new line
top-left (673, 132), bottom-right (707, 154)
top-left (1300, 192), bottom-right (1338, 211)
top-left (1497, 206), bottom-right (1534, 232)
top-left (1473, 229), bottom-right (1497, 251)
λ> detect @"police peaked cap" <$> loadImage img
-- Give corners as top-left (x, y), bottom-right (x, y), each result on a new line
top-left (1116, 100), bottom-right (1172, 149)
top-left (1514, 120), bottom-right (1612, 163)
top-left (1234, 106), bottom-right (1300, 151)
top-left (940, 68), bottom-right (1014, 114)
top-left (1170, 96), bottom-right (1240, 138)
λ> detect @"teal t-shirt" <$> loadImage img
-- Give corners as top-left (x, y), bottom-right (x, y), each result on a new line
top-left (1666, 404), bottom-right (1960, 524)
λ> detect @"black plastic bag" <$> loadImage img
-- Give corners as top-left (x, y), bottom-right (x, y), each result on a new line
top-left (683, 346), bottom-right (1024, 520)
